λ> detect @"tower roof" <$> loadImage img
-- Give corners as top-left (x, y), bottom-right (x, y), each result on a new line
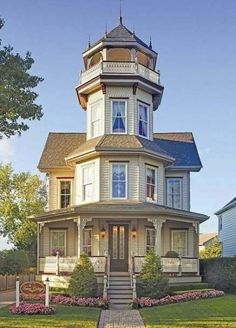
top-left (86, 23), bottom-right (157, 54)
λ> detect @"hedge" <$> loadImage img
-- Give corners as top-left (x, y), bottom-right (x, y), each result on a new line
top-left (200, 257), bottom-right (236, 293)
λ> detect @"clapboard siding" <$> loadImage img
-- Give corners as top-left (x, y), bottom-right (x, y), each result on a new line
top-left (219, 207), bottom-right (236, 257)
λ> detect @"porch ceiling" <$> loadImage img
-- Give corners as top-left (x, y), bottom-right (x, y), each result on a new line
top-left (31, 201), bottom-right (209, 223)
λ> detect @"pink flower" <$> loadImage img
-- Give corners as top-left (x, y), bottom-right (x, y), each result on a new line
top-left (9, 303), bottom-right (55, 315)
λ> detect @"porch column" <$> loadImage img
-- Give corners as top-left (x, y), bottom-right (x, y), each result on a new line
top-left (74, 217), bottom-right (92, 258)
top-left (192, 222), bottom-right (200, 275)
top-left (148, 218), bottom-right (166, 256)
top-left (37, 223), bottom-right (44, 275)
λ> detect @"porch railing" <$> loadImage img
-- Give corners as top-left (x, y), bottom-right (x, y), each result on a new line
top-left (80, 61), bottom-right (160, 85)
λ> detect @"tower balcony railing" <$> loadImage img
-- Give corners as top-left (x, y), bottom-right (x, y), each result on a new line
top-left (80, 61), bottom-right (160, 85)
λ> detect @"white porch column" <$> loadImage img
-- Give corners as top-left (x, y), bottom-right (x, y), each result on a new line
top-left (74, 217), bottom-right (92, 258)
top-left (148, 218), bottom-right (166, 256)
top-left (37, 223), bottom-right (44, 275)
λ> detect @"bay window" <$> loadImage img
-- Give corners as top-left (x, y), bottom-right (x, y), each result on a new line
top-left (51, 230), bottom-right (66, 256)
top-left (171, 229), bottom-right (188, 256)
top-left (112, 100), bottom-right (127, 133)
top-left (111, 163), bottom-right (127, 199)
top-left (82, 164), bottom-right (94, 201)
top-left (59, 180), bottom-right (72, 208)
top-left (146, 166), bottom-right (157, 202)
top-left (146, 228), bottom-right (155, 253)
top-left (90, 100), bottom-right (101, 138)
top-left (138, 102), bottom-right (149, 138)
top-left (166, 178), bottom-right (182, 209)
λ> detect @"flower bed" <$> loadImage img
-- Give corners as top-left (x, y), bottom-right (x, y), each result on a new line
top-left (50, 295), bottom-right (109, 309)
top-left (137, 289), bottom-right (224, 308)
top-left (9, 303), bottom-right (55, 315)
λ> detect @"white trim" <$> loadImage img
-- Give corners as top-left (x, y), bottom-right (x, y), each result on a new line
top-left (50, 229), bottom-right (67, 256)
top-left (138, 101), bottom-right (150, 139)
top-left (111, 99), bottom-right (128, 134)
top-left (166, 177), bottom-right (183, 209)
top-left (82, 163), bottom-right (95, 203)
top-left (110, 162), bottom-right (128, 200)
top-left (57, 179), bottom-right (73, 209)
top-left (146, 165), bottom-right (158, 203)
top-left (171, 229), bottom-right (188, 256)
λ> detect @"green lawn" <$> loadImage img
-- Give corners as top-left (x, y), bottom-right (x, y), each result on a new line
top-left (0, 305), bottom-right (100, 328)
top-left (140, 295), bottom-right (236, 328)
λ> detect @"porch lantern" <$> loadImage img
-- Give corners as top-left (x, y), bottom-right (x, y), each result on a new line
top-left (132, 227), bottom-right (137, 238)
top-left (100, 226), bottom-right (106, 238)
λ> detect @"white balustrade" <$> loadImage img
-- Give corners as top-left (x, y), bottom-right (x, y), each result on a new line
top-left (80, 62), bottom-right (102, 84)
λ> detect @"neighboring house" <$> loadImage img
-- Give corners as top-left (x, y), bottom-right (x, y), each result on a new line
top-left (199, 233), bottom-right (218, 252)
top-left (215, 197), bottom-right (236, 257)
top-left (33, 19), bottom-right (208, 305)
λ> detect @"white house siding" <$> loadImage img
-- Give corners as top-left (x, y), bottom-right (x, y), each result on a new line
top-left (75, 157), bottom-right (100, 205)
top-left (219, 207), bottom-right (236, 257)
top-left (165, 170), bottom-right (190, 211)
top-left (87, 90), bottom-right (104, 140)
top-left (48, 169), bottom-right (75, 211)
top-left (139, 156), bottom-right (165, 205)
top-left (100, 155), bottom-right (139, 201)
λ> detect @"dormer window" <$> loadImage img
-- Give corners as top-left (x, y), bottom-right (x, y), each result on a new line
top-left (138, 102), bottom-right (149, 138)
top-left (111, 100), bottom-right (127, 134)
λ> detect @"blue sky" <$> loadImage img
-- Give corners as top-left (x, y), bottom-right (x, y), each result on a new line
top-left (0, 0), bottom-right (236, 249)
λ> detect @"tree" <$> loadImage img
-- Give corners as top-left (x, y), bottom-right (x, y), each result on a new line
top-left (0, 163), bottom-right (47, 250)
top-left (139, 251), bottom-right (169, 298)
top-left (200, 237), bottom-right (222, 259)
top-left (68, 254), bottom-right (97, 297)
top-left (0, 17), bottom-right (43, 139)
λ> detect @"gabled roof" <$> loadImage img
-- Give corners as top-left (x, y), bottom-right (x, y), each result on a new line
top-left (87, 23), bottom-right (156, 54)
top-left (38, 132), bottom-right (202, 171)
top-left (215, 197), bottom-right (236, 215)
top-left (199, 233), bottom-right (218, 246)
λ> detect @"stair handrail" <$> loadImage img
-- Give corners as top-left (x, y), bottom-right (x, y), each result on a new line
top-left (107, 254), bottom-right (110, 288)
top-left (130, 255), bottom-right (137, 299)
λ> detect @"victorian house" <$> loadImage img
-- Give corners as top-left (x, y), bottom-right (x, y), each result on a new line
top-left (34, 18), bottom-right (208, 307)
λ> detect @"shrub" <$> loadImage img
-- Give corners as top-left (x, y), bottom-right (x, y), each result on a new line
top-left (68, 253), bottom-right (97, 297)
top-left (169, 283), bottom-right (209, 293)
top-left (165, 250), bottom-right (179, 258)
top-left (200, 257), bottom-right (236, 293)
top-left (138, 251), bottom-right (169, 298)
top-left (0, 249), bottom-right (31, 275)
top-left (9, 303), bottom-right (55, 315)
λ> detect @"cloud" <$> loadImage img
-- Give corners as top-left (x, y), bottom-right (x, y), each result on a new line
top-left (0, 138), bottom-right (14, 163)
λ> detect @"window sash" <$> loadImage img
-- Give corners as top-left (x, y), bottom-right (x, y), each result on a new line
top-left (90, 100), bottom-right (101, 138)
top-left (146, 166), bottom-right (157, 202)
top-left (111, 163), bottom-right (127, 198)
top-left (138, 103), bottom-right (149, 138)
top-left (59, 180), bottom-right (71, 208)
top-left (83, 229), bottom-right (92, 256)
top-left (146, 228), bottom-right (155, 253)
top-left (51, 230), bottom-right (66, 256)
top-left (82, 164), bottom-right (94, 201)
top-left (171, 230), bottom-right (188, 256)
top-left (166, 178), bottom-right (182, 209)
top-left (111, 100), bottom-right (127, 133)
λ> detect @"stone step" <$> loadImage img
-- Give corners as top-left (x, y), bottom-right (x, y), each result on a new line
top-left (108, 285), bottom-right (131, 290)
top-left (109, 298), bottom-right (132, 304)
top-left (109, 294), bottom-right (132, 299)
top-left (109, 281), bottom-right (130, 286)
top-left (108, 289), bottom-right (132, 295)
top-left (110, 304), bottom-right (129, 309)
top-left (109, 276), bottom-right (130, 281)
top-left (110, 272), bottom-right (129, 276)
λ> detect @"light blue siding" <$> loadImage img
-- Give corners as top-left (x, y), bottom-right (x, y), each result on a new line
top-left (219, 207), bottom-right (236, 257)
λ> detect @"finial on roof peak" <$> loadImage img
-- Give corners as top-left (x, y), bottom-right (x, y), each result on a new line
top-left (132, 25), bottom-right (135, 37)
top-left (149, 36), bottom-right (152, 49)
top-left (88, 35), bottom-right (91, 48)
top-left (105, 23), bottom-right (108, 37)
top-left (119, 0), bottom-right (123, 25)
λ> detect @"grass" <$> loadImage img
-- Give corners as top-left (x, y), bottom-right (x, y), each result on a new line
top-left (140, 294), bottom-right (236, 328)
top-left (0, 305), bottom-right (100, 328)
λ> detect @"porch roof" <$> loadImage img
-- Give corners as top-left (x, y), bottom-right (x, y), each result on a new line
top-left (32, 201), bottom-right (209, 223)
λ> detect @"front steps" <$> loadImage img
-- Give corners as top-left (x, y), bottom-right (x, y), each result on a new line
top-left (108, 272), bottom-right (133, 309)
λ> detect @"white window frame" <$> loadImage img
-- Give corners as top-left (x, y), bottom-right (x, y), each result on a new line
top-left (111, 99), bottom-right (127, 134)
top-left (171, 229), bottom-right (188, 257)
top-left (90, 99), bottom-right (102, 138)
top-left (110, 163), bottom-right (128, 199)
top-left (166, 177), bottom-right (183, 209)
top-left (138, 101), bottom-right (150, 139)
top-left (146, 228), bottom-right (156, 254)
top-left (50, 229), bottom-right (67, 256)
top-left (83, 228), bottom-right (92, 256)
top-left (82, 163), bottom-right (94, 202)
top-left (146, 165), bottom-right (158, 203)
top-left (58, 179), bottom-right (73, 209)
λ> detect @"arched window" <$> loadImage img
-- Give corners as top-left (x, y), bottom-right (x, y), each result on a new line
top-left (107, 48), bottom-right (131, 61)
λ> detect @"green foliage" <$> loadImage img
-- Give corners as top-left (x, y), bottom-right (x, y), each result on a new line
top-left (0, 249), bottom-right (32, 274)
top-left (200, 237), bottom-right (222, 259)
top-left (0, 17), bottom-right (43, 139)
top-left (0, 163), bottom-right (47, 250)
top-left (200, 257), bottom-right (236, 293)
top-left (165, 250), bottom-right (179, 258)
top-left (138, 251), bottom-right (169, 298)
top-left (170, 283), bottom-right (209, 293)
top-left (68, 254), bottom-right (97, 297)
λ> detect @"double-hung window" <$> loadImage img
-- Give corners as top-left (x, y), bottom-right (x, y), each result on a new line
top-left (82, 164), bottom-right (94, 201)
top-left (83, 228), bottom-right (92, 256)
top-left (51, 230), bottom-right (66, 256)
top-left (111, 163), bottom-right (127, 199)
top-left (111, 100), bottom-right (127, 133)
top-left (146, 228), bottom-right (156, 253)
top-left (138, 102), bottom-right (149, 138)
top-left (146, 166), bottom-right (157, 202)
top-left (171, 230), bottom-right (188, 256)
top-left (59, 180), bottom-right (72, 208)
top-left (166, 178), bottom-right (182, 209)
top-left (90, 100), bottom-right (101, 138)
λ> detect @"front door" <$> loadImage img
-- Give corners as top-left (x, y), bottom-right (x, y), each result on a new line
top-left (109, 224), bottom-right (128, 272)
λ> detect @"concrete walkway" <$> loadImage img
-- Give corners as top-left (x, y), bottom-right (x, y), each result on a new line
top-left (98, 310), bottom-right (145, 328)
top-left (0, 290), bottom-right (15, 309)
